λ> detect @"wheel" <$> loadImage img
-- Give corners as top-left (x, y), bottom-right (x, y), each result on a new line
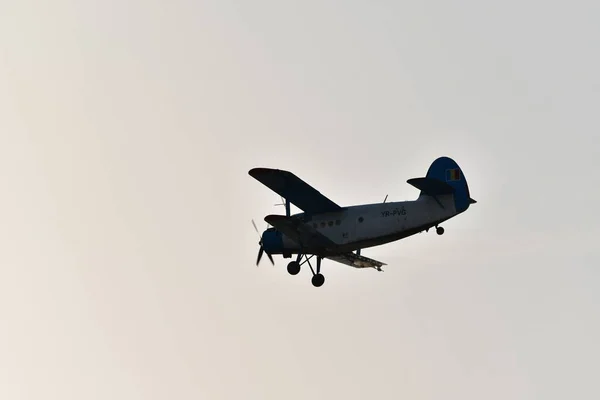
top-left (436, 226), bottom-right (445, 235)
top-left (311, 273), bottom-right (325, 287)
top-left (287, 261), bottom-right (300, 275)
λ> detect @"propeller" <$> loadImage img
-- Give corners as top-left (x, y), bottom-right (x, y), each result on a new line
top-left (252, 219), bottom-right (274, 266)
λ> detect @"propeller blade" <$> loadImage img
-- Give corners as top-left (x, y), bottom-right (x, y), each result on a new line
top-left (252, 219), bottom-right (274, 267)
top-left (256, 247), bottom-right (263, 266)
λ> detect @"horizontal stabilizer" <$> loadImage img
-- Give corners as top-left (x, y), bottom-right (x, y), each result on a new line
top-left (407, 177), bottom-right (455, 196)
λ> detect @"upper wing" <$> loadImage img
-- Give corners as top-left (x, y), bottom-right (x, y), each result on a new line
top-left (327, 252), bottom-right (387, 270)
top-left (249, 168), bottom-right (343, 214)
top-left (264, 214), bottom-right (338, 252)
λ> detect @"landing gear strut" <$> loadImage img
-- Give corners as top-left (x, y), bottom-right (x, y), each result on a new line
top-left (290, 253), bottom-right (326, 287)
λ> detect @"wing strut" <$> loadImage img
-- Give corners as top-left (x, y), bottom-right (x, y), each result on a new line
top-left (274, 195), bottom-right (292, 217)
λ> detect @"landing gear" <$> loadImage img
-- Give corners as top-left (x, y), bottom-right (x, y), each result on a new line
top-left (292, 253), bottom-right (326, 287)
top-left (311, 273), bottom-right (325, 287)
top-left (287, 261), bottom-right (300, 275)
top-left (308, 256), bottom-right (325, 287)
top-left (436, 226), bottom-right (445, 235)
top-left (311, 256), bottom-right (324, 287)
top-left (287, 253), bottom-right (303, 276)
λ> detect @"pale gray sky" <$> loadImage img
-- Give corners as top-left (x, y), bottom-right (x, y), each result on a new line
top-left (1, 1), bottom-right (599, 399)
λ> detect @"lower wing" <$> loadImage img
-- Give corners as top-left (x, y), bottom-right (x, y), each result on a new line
top-left (327, 252), bottom-right (386, 270)
top-left (264, 214), bottom-right (337, 252)
top-left (264, 214), bottom-right (387, 270)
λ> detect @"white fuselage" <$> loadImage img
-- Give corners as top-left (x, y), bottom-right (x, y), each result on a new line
top-left (281, 194), bottom-right (458, 253)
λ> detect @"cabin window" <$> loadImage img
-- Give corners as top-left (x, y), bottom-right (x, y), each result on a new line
top-left (320, 222), bottom-right (326, 228)
top-left (328, 221), bottom-right (334, 227)
top-left (335, 220), bottom-right (341, 225)
top-left (313, 223), bottom-right (318, 229)
top-left (358, 217), bottom-right (364, 223)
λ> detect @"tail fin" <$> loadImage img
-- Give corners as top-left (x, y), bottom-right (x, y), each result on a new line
top-left (420, 156), bottom-right (475, 213)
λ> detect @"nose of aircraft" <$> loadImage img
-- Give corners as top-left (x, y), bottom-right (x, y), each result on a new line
top-left (261, 229), bottom-right (283, 254)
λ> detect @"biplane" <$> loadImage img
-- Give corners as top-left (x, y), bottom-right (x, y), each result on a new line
top-left (249, 156), bottom-right (476, 287)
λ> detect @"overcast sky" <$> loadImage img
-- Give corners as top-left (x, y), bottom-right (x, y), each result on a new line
top-left (1, 1), bottom-right (599, 399)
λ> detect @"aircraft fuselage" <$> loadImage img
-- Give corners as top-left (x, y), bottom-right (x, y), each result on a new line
top-left (267, 193), bottom-right (459, 256)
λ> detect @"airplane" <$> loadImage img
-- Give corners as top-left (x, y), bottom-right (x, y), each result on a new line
top-left (249, 156), bottom-right (476, 287)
